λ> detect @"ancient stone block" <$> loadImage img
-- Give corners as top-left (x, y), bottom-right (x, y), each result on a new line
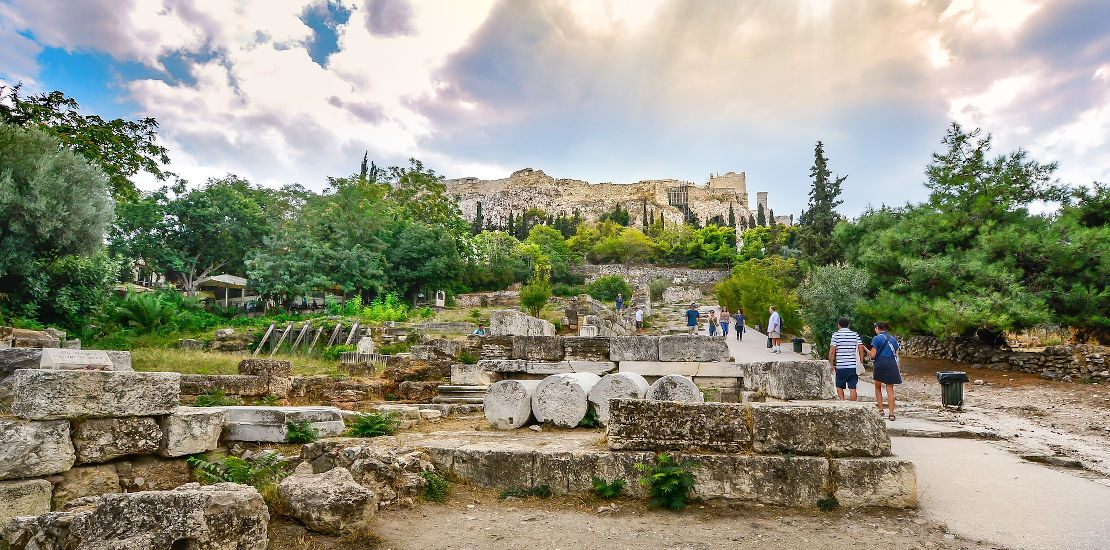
top-left (0, 479), bottom-right (51, 532)
top-left (237, 358), bottom-right (292, 378)
top-left (179, 374), bottom-right (268, 398)
top-left (750, 401), bottom-right (890, 457)
top-left (567, 361), bottom-right (615, 374)
top-left (606, 399), bottom-right (751, 452)
top-left (658, 335), bottom-right (729, 362)
top-left (609, 336), bottom-right (659, 362)
top-left (449, 442), bottom-right (535, 489)
top-left (0, 419), bottom-right (75, 480)
top-left (618, 361), bottom-right (700, 376)
top-left (578, 325), bottom-right (599, 337)
top-left (278, 466), bottom-right (376, 535)
top-left (450, 363), bottom-right (499, 385)
top-left (745, 360), bottom-right (835, 400)
top-left (71, 417), bottom-right (162, 464)
top-left (52, 465), bottom-right (120, 510)
top-left (512, 336), bottom-right (565, 361)
top-left (38, 349), bottom-right (113, 370)
top-left (2, 482), bottom-right (268, 550)
top-left (680, 454), bottom-right (830, 507)
top-left (531, 372), bottom-right (600, 428)
top-left (159, 407), bottom-right (230, 457)
top-left (646, 374), bottom-right (705, 402)
top-left (525, 361), bottom-right (572, 375)
top-left (219, 405), bottom-right (345, 442)
top-left (1, 349), bottom-right (131, 387)
top-left (11, 328), bottom-right (59, 348)
top-left (476, 359), bottom-right (526, 372)
top-left (115, 456), bottom-right (191, 492)
top-left (178, 338), bottom-right (203, 350)
top-left (588, 373), bottom-right (649, 426)
top-left (479, 335), bottom-right (514, 360)
top-left (831, 457), bottom-right (917, 508)
top-left (484, 379), bottom-right (541, 429)
top-left (489, 310), bottom-right (555, 337)
top-left (8, 370), bottom-right (180, 420)
top-left (563, 337), bottom-right (610, 361)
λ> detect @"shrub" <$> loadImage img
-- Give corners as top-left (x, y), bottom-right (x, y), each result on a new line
top-left (285, 420), bottom-right (319, 443)
top-left (458, 351), bottom-right (478, 364)
top-left (577, 408), bottom-right (599, 428)
top-left (530, 485), bottom-right (552, 498)
top-left (519, 277), bottom-right (552, 317)
top-left (635, 453), bottom-right (699, 510)
top-left (253, 395), bottom-right (283, 406)
top-left (586, 275), bottom-right (633, 303)
top-left (193, 389), bottom-right (242, 407)
top-left (319, 344), bottom-right (356, 360)
top-left (362, 292), bottom-right (410, 322)
top-left (419, 470), bottom-right (450, 503)
top-left (817, 496), bottom-right (840, 511)
top-left (499, 486), bottom-right (528, 499)
top-left (591, 477), bottom-right (625, 499)
top-left (649, 278), bottom-right (670, 301)
top-left (378, 342), bottom-right (412, 355)
top-left (345, 411), bottom-right (399, 437)
top-left (115, 292), bottom-right (175, 334)
top-left (186, 453), bottom-right (289, 489)
top-left (797, 265), bottom-right (872, 357)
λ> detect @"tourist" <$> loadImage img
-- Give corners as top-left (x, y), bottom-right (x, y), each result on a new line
top-left (719, 308), bottom-right (730, 338)
top-left (708, 310), bottom-right (719, 337)
top-left (868, 321), bottom-right (902, 420)
top-left (634, 306), bottom-right (644, 334)
top-left (733, 309), bottom-right (745, 341)
top-left (767, 306), bottom-right (783, 352)
top-left (473, 324), bottom-right (487, 336)
top-left (829, 317), bottom-right (865, 401)
top-left (616, 293), bottom-right (624, 311)
top-left (685, 303), bottom-right (700, 335)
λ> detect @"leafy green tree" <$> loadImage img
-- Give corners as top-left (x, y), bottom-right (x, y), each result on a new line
top-left (0, 85), bottom-right (171, 201)
top-left (685, 225), bottom-right (736, 268)
top-left (525, 225), bottom-right (571, 280)
top-left (798, 265), bottom-right (872, 356)
top-left (586, 275), bottom-right (633, 303)
top-left (796, 141), bottom-right (846, 266)
top-left (519, 276), bottom-right (552, 317)
top-left (386, 222), bottom-right (463, 300)
top-left (0, 125), bottom-right (116, 323)
top-left (714, 258), bottom-right (802, 334)
top-left (567, 224), bottom-right (600, 264)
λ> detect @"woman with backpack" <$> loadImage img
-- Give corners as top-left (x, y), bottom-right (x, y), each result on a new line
top-left (868, 321), bottom-right (902, 420)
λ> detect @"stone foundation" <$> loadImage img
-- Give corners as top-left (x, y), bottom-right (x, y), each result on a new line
top-left (902, 335), bottom-right (1109, 382)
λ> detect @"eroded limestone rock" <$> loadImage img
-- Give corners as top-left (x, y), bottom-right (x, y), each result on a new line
top-left (278, 466), bottom-right (376, 535)
top-left (831, 457), bottom-right (917, 508)
top-left (159, 407), bottom-right (230, 457)
top-left (8, 370), bottom-right (179, 420)
top-left (606, 399), bottom-right (751, 452)
top-left (0, 479), bottom-right (51, 532)
top-left (609, 336), bottom-right (659, 362)
top-left (51, 465), bottom-right (120, 510)
top-left (512, 336), bottom-right (565, 361)
top-left (750, 401), bottom-right (890, 457)
top-left (657, 335), bottom-right (729, 362)
top-left (71, 417), bottom-right (161, 464)
top-left (0, 419), bottom-right (75, 480)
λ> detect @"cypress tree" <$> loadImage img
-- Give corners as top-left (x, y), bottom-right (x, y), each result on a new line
top-left (757, 203), bottom-right (767, 227)
top-left (507, 211), bottom-right (515, 236)
top-left (472, 201), bottom-right (484, 235)
top-left (749, 214), bottom-right (756, 228)
top-left (728, 203), bottom-right (735, 227)
top-left (798, 140), bottom-right (847, 265)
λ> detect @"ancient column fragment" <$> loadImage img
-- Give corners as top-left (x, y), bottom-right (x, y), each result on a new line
top-left (484, 379), bottom-right (542, 430)
top-left (531, 373), bottom-right (601, 428)
top-left (588, 372), bottom-right (649, 426)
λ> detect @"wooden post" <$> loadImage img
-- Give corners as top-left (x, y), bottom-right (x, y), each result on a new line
top-left (326, 322), bottom-right (343, 347)
top-left (291, 323), bottom-right (310, 354)
top-left (344, 320), bottom-right (361, 346)
top-left (307, 326), bottom-right (324, 355)
top-left (253, 322), bottom-right (276, 356)
top-left (270, 322), bottom-right (293, 357)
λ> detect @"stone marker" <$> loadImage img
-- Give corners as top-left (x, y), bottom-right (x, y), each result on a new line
top-left (484, 379), bottom-right (542, 429)
top-left (71, 417), bottom-right (162, 464)
top-left (159, 407), bottom-right (230, 457)
top-left (588, 372), bottom-right (649, 426)
top-left (7, 370), bottom-right (180, 420)
top-left (356, 336), bottom-right (375, 354)
top-left (278, 465), bottom-right (377, 535)
top-left (0, 419), bottom-right (76, 480)
top-left (531, 372), bottom-right (601, 428)
top-left (0, 479), bottom-right (51, 532)
top-left (646, 374), bottom-right (704, 403)
top-left (2, 482), bottom-right (268, 550)
top-left (578, 325), bottom-right (599, 337)
top-left (38, 348), bottom-right (113, 369)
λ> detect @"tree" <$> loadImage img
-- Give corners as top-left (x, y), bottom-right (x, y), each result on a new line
top-left (0, 125), bottom-right (117, 325)
top-left (386, 222), bottom-right (463, 300)
top-left (472, 201), bottom-right (484, 235)
top-left (798, 265), bottom-right (872, 356)
top-left (586, 275), bottom-right (633, 302)
top-left (519, 275), bottom-right (552, 317)
top-left (748, 214), bottom-right (757, 229)
top-left (728, 203), bottom-right (735, 227)
top-left (714, 258), bottom-right (802, 334)
top-left (567, 224), bottom-right (600, 264)
top-left (0, 85), bottom-right (171, 201)
top-left (525, 225), bottom-right (572, 280)
top-left (757, 203), bottom-right (766, 227)
top-left (642, 200), bottom-right (649, 232)
top-left (685, 225), bottom-right (737, 268)
top-left (796, 141), bottom-right (847, 266)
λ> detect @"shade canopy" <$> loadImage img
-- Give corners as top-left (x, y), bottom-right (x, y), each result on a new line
top-left (196, 274), bottom-right (248, 289)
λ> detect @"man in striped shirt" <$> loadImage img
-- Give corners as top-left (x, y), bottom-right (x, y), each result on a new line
top-left (829, 317), bottom-right (866, 401)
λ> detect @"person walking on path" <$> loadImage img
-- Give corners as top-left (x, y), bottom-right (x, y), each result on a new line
top-left (719, 308), bottom-right (730, 338)
top-left (685, 303), bottom-right (700, 335)
top-left (708, 310), bottom-right (719, 337)
top-left (634, 306), bottom-right (644, 334)
top-left (829, 317), bottom-right (866, 401)
top-left (733, 309), bottom-right (745, 341)
top-left (767, 306), bottom-right (783, 352)
top-left (868, 321), bottom-right (903, 420)
top-left (615, 293), bottom-right (624, 311)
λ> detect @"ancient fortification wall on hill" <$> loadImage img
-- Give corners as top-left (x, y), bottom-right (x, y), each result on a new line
top-left (444, 168), bottom-right (785, 229)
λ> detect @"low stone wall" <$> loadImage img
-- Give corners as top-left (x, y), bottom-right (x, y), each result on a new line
top-left (902, 335), bottom-right (1110, 382)
top-left (572, 264), bottom-right (728, 289)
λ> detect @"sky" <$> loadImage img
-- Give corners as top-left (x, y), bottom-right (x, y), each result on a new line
top-left (2, 0), bottom-right (1108, 217)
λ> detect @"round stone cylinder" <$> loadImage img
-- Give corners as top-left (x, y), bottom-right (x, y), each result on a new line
top-left (531, 373), bottom-right (601, 428)
top-left (588, 372), bottom-right (649, 426)
top-left (484, 380), bottom-right (542, 429)
top-left (647, 374), bottom-right (704, 403)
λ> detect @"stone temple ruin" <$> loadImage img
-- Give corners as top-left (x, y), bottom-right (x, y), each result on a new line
top-left (1, 316), bottom-right (917, 548)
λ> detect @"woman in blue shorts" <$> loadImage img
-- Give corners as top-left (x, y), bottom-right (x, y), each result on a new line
top-left (868, 321), bottom-right (902, 420)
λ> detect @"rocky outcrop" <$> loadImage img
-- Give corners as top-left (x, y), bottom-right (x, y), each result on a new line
top-left (278, 465), bottom-right (376, 535)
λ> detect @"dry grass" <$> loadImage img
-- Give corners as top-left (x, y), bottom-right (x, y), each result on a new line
top-left (130, 348), bottom-right (344, 377)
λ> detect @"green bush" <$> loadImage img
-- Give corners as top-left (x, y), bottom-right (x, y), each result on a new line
top-left (187, 453), bottom-right (289, 489)
top-left (319, 344), bottom-right (356, 360)
top-left (817, 496), bottom-right (840, 511)
top-left (519, 277), bottom-right (552, 317)
top-left (499, 486), bottom-right (528, 499)
top-left (552, 283), bottom-right (583, 297)
top-left (362, 292), bottom-right (411, 322)
top-left (530, 485), bottom-right (552, 498)
top-left (635, 453), bottom-right (699, 510)
top-left (797, 265), bottom-right (872, 357)
top-left (378, 341), bottom-right (412, 355)
top-left (253, 395), bottom-right (283, 406)
top-left (591, 477), bottom-right (625, 499)
top-left (345, 411), bottom-right (400, 437)
top-left (577, 408), bottom-right (599, 428)
top-left (586, 275), bottom-right (633, 303)
top-left (193, 389), bottom-right (242, 407)
top-left (115, 292), bottom-right (175, 334)
top-left (458, 351), bottom-right (478, 364)
top-left (419, 470), bottom-right (450, 503)
top-left (649, 278), bottom-right (670, 301)
top-left (285, 420), bottom-right (319, 443)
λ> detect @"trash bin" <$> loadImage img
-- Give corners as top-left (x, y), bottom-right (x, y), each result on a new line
top-left (937, 371), bottom-right (971, 409)
top-left (792, 337), bottom-right (805, 353)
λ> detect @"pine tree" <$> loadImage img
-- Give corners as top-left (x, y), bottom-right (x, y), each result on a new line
top-left (798, 140), bottom-right (847, 265)
top-left (359, 151), bottom-right (369, 182)
top-left (757, 203), bottom-right (766, 227)
top-left (728, 203), bottom-right (735, 227)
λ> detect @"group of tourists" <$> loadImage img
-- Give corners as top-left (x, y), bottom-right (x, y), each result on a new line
top-left (829, 317), bottom-right (902, 420)
top-left (684, 304), bottom-right (748, 340)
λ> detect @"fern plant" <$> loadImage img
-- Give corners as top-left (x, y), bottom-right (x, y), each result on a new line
top-left (285, 420), bottom-right (319, 443)
top-left (345, 411), bottom-right (399, 437)
top-left (186, 453), bottom-right (290, 489)
top-left (193, 389), bottom-right (242, 407)
top-left (419, 470), bottom-right (450, 503)
top-left (591, 477), bottom-right (625, 499)
top-left (635, 453), bottom-right (699, 510)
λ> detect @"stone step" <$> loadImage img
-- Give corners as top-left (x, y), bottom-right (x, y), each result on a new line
top-left (431, 396), bottom-right (485, 404)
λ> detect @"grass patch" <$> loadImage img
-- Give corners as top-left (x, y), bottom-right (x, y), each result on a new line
top-left (130, 348), bottom-right (343, 377)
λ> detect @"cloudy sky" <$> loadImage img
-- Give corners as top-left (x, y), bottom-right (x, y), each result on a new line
top-left (2, 0), bottom-right (1108, 217)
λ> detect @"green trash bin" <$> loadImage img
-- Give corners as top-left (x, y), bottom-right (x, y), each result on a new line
top-left (937, 371), bottom-right (970, 409)
top-left (792, 337), bottom-right (805, 353)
